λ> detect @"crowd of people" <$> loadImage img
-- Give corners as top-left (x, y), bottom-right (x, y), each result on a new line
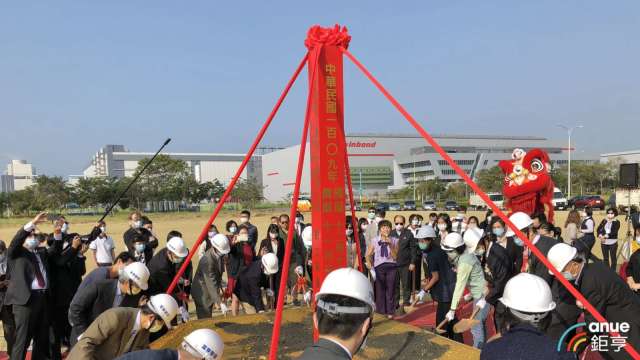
top-left (0, 204), bottom-right (639, 359)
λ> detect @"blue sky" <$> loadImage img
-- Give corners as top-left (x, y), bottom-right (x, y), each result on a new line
top-left (1, 1), bottom-right (638, 176)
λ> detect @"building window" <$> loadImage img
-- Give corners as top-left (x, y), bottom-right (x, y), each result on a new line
top-left (399, 160), bottom-right (431, 169)
top-left (438, 159), bottom-right (474, 166)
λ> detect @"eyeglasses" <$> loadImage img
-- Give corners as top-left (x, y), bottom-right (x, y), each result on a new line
top-left (395, 223), bottom-right (404, 226)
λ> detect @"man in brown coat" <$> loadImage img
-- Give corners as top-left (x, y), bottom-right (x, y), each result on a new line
top-left (67, 294), bottom-right (178, 360)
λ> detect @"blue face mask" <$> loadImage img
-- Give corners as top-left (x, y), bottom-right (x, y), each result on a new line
top-left (493, 228), bottom-right (505, 237)
top-left (513, 237), bottom-right (524, 247)
top-left (135, 243), bottom-right (146, 253)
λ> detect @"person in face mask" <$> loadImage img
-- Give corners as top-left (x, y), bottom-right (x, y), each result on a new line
top-left (227, 226), bottom-right (257, 314)
top-left (467, 216), bottom-right (480, 230)
top-left (476, 225), bottom-right (511, 323)
top-left (123, 211), bottom-right (144, 253)
top-left (428, 213), bottom-right (438, 228)
top-left (239, 210), bottom-right (258, 250)
top-left (197, 224), bottom-right (219, 260)
top-left (548, 243), bottom-right (640, 358)
top-left (576, 206), bottom-right (597, 261)
top-left (597, 207), bottom-right (620, 271)
top-left (0, 240), bottom-right (16, 357)
top-left (408, 214), bottom-right (423, 291)
top-left (276, 214), bottom-right (307, 306)
top-left (299, 268), bottom-right (374, 360)
top-left (364, 209), bottom-right (386, 248)
top-left (441, 233), bottom-right (489, 349)
top-left (492, 218), bottom-right (523, 277)
top-left (479, 210), bottom-right (494, 234)
top-left (147, 235), bottom-right (193, 339)
top-left (626, 228), bottom-right (640, 294)
top-left (233, 253), bottom-right (279, 314)
top-left (258, 224), bottom-right (285, 306)
top-left (435, 214), bottom-right (452, 247)
top-left (131, 234), bottom-right (152, 265)
top-left (192, 234), bottom-right (229, 319)
top-left (68, 261), bottom-right (149, 348)
top-left (68, 294), bottom-right (178, 360)
top-left (89, 220), bottom-right (115, 267)
top-left (452, 211), bottom-right (467, 234)
top-left (346, 216), bottom-right (358, 269)
top-left (5, 212), bottom-right (64, 360)
top-left (415, 226), bottom-right (461, 341)
top-left (392, 215), bottom-right (417, 314)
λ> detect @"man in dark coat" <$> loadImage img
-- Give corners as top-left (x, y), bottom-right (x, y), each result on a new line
top-left (68, 261), bottom-right (148, 347)
top-left (549, 243), bottom-right (640, 360)
top-left (5, 212), bottom-right (62, 360)
top-left (239, 210), bottom-right (259, 250)
top-left (391, 215), bottom-right (416, 312)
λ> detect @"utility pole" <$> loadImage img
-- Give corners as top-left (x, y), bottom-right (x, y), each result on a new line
top-left (557, 124), bottom-right (583, 200)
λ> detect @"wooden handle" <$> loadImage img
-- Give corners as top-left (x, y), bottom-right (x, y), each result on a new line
top-left (434, 318), bottom-right (449, 333)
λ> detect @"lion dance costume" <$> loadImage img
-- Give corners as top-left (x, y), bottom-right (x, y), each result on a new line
top-left (498, 148), bottom-right (555, 224)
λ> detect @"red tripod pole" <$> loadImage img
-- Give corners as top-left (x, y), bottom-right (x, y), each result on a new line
top-left (268, 50), bottom-right (317, 360)
top-left (342, 48), bottom-right (640, 359)
top-left (165, 53), bottom-right (308, 295)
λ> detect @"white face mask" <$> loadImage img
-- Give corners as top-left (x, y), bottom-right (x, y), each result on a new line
top-left (375, 216), bottom-right (383, 223)
top-left (24, 236), bottom-right (39, 250)
top-left (367, 213), bottom-right (375, 220)
top-left (607, 214), bottom-right (615, 220)
top-left (133, 220), bottom-right (142, 229)
top-left (346, 229), bottom-right (354, 236)
top-left (360, 224), bottom-right (368, 230)
top-left (100, 226), bottom-right (106, 233)
top-left (61, 223), bottom-right (69, 233)
top-left (395, 224), bottom-right (404, 232)
top-left (269, 232), bottom-right (278, 239)
top-left (208, 231), bottom-right (216, 239)
top-left (411, 219), bottom-right (420, 226)
top-left (229, 226), bottom-right (237, 234)
top-left (239, 217), bottom-right (249, 224)
top-left (148, 319), bottom-right (164, 333)
top-left (437, 224), bottom-right (447, 231)
top-left (237, 234), bottom-right (248, 242)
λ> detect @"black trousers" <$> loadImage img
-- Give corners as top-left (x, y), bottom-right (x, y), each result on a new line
top-left (435, 300), bottom-right (463, 343)
top-left (395, 264), bottom-right (412, 306)
top-left (414, 256), bottom-right (422, 291)
top-left (12, 290), bottom-right (50, 360)
top-left (601, 243), bottom-right (618, 271)
top-left (50, 302), bottom-right (71, 358)
top-left (1, 304), bottom-right (16, 356)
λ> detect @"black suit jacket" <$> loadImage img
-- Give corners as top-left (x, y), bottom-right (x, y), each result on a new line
top-left (5, 226), bottom-right (61, 306)
top-left (68, 279), bottom-right (141, 335)
top-left (577, 261), bottom-right (640, 352)
top-left (485, 243), bottom-right (512, 306)
top-left (298, 338), bottom-right (351, 360)
top-left (392, 228), bottom-right (416, 267)
top-left (528, 235), bottom-right (559, 285)
top-left (50, 241), bottom-right (86, 306)
top-left (148, 248), bottom-right (192, 302)
top-left (234, 260), bottom-right (267, 312)
top-left (596, 219), bottom-right (620, 240)
top-left (259, 237), bottom-right (285, 270)
top-left (504, 237), bottom-right (524, 275)
top-left (124, 227), bottom-right (158, 258)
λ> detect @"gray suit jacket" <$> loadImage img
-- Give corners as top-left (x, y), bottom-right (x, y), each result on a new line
top-left (191, 248), bottom-right (223, 309)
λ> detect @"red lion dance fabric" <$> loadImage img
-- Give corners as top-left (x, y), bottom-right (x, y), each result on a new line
top-left (498, 148), bottom-right (555, 224)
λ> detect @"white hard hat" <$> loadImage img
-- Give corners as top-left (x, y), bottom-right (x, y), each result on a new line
top-left (148, 294), bottom-right (179, 329)
top-left (463, 228), bottom-right (484, 254)
top-left (441, 232), bottom-right (464, 251)
top-left (211, 234), bottom-right (230, 255)
top-left (261, 253), bottom-right (279, 275)
top-left (182, 328), bottom-right (224, 360)
top-left (415, 225), bottom-right (436, 239)
top-left (167, 237), bottom-right (189, 258)
top-left (316, 267), bottom-right (375, 312)
top-left (302, 226), bottom-right (312, 248)
top-left (123, 262), bottom-right (150, 290)
top-left (499, 273), bottom-right (556, 313)
top-left (547, 243), bottom-right (578, 275)
top-left (505, 212), bottom-right (533, 237)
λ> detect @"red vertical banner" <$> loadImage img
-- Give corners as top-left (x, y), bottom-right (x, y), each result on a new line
top-left (306, 25), bottom-right (351, 299)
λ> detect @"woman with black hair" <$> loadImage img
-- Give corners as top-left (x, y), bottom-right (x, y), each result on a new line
top-left (597, 207), bottom-right (620, 270)
top-left (435, 213), bottom-right (452, 247)
top-left (492, 217), bottom-right (523, 276)
top-left (258, 224), bottom-right (285, 308)
top-left (357, 218), bottom-right (368, 275)
top-left (577, 206), bottom-right (596, 260)
top-left (365, 220), bottom-right (399, 319)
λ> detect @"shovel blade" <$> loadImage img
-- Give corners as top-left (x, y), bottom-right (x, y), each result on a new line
top-left (453, 319), bottom-right (480, 333)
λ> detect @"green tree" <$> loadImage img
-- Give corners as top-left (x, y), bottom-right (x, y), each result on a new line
top-left (475, 166), bottom-right (504, 193)
top-left (416, 178), bottom-right (446, 200)
top-left (188, 180), bottom-right (226, 203)
top-left (32, 176), bottom-right (70, 211)
top-left (8, 188), bottom-right (40, 215)
top-left (231, 179), bottom-right (264, 208)
top-left (444, 182), bottom-right (466, 201)
top-left (134, 155), bottom-right (193, 203)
